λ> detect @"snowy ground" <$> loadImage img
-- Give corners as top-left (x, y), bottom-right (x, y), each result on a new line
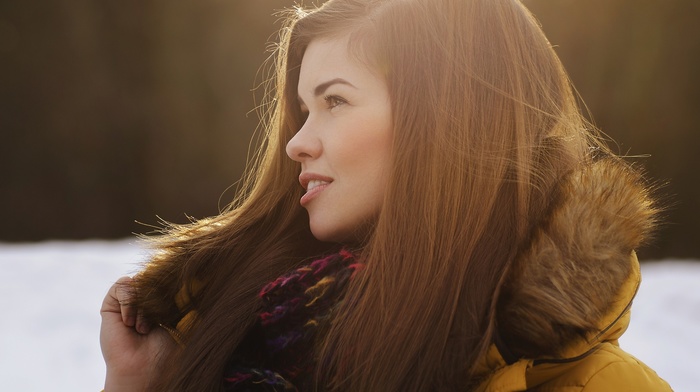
top-left (0, 240), bottom-right (697, 391)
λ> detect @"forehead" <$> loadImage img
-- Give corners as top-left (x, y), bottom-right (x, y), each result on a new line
top-left (297, 36), bottom-right (380, 94)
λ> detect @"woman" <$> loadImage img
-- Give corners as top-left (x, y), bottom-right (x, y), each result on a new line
top-left (100, 0), bottom-right (671, 390)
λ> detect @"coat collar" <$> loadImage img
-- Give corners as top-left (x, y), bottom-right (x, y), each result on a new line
top-left (473, 158), bottom-right (657, 390)
top-left (474, 252), bottom-right (642, 391)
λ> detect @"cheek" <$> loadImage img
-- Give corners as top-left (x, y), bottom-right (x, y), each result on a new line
top-left (350, 135), bottom-right (393, 206)
top-left (336, 137), bottom-right (392, 183)
top-left (343, 115), bottom-right (392, 164)
top-left (328, 124), bottom-right (390, 169)
top-left (324, 106), bottom-right (392, 199)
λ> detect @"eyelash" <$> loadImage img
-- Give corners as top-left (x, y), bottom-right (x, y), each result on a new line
top-left (323, 94), bottom-right (346, 109)
top-left (298, 95), bottom-right (346, 119)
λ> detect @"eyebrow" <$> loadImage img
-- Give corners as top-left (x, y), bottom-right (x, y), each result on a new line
top-left (298, 78), bottom-right (357, 106)
top-left (314, 78), bottom-right (356, 96)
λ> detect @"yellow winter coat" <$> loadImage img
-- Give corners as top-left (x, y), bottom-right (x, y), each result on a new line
top-left (473, 161), bottom-right (672, 391)
top-left (152, 160), bottom-right (672, 391)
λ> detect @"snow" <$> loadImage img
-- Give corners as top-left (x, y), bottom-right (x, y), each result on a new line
top-left (0, 240), bottom-right (697, 391)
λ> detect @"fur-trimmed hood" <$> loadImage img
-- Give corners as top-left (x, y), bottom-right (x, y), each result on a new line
top-left (474, 158), bottom-right (660, 389)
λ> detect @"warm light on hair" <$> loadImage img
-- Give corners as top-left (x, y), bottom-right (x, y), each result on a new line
top-left (131, 0), bottom-right (611, 390)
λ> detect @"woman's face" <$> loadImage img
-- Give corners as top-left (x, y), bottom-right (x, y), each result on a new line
top-left (286, 36), bottom-right (393, 243)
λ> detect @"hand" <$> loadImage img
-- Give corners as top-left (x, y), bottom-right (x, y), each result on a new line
top-left (100, 276), bottom-right (174, 391)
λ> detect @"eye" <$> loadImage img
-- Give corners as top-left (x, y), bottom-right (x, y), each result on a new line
top-left (324, 94), bottom-right (347, 110)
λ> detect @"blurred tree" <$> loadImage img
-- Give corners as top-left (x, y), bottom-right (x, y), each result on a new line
top-left (0, 0), bottom-right (289, 240)
top-left (525, 0), bottom-right (700, 258)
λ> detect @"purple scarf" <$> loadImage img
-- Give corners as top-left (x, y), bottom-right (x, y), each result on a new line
top-left (223, 249), bottom-right (363, 391)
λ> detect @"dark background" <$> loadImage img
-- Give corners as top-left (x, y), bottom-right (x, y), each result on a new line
top-left (1, 0), bottom-right (697, 259)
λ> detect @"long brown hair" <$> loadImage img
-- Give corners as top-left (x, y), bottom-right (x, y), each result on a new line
top-left (132, 0), bottom-right (605, 390)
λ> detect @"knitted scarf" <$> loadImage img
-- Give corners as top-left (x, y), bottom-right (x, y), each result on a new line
top-left (222, 249), bottom-right (363, 391)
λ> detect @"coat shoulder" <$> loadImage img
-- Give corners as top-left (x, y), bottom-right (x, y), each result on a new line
top-left (533, 343), bottom-right (672, 391)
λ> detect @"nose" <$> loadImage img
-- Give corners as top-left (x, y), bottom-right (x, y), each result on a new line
top-left (286, 119), bottom-right (321, 162)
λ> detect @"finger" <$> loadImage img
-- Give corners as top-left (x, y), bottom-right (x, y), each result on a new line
top-left (136, 308), bottom-right (151, 335)
top-left (100, 276), bottom-right (136, 327)
top-left (101, 276), bottom-right (128, 315)
top-left (114, 276), bottom-right (137, 327)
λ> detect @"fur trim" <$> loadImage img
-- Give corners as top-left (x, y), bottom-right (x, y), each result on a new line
top-left (497, 159), bottom-right (659, 358)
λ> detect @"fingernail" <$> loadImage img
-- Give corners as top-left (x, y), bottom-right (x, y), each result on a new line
top-left (137, 320), bottom-right (150, 334)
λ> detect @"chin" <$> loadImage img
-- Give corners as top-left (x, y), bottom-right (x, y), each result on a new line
top-left (307, 208), bottom-right (379, 243)
top-left (310, 227), bottom-right (348, 243)
top-left (309, 221), bottom-right (373, 245)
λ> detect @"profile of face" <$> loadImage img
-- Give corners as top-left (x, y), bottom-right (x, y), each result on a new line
top-left (286, 35), bottom-right (393, 243)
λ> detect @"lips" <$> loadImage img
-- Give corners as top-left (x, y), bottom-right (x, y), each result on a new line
top-left (299, 173), bottom-right (333, 206)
